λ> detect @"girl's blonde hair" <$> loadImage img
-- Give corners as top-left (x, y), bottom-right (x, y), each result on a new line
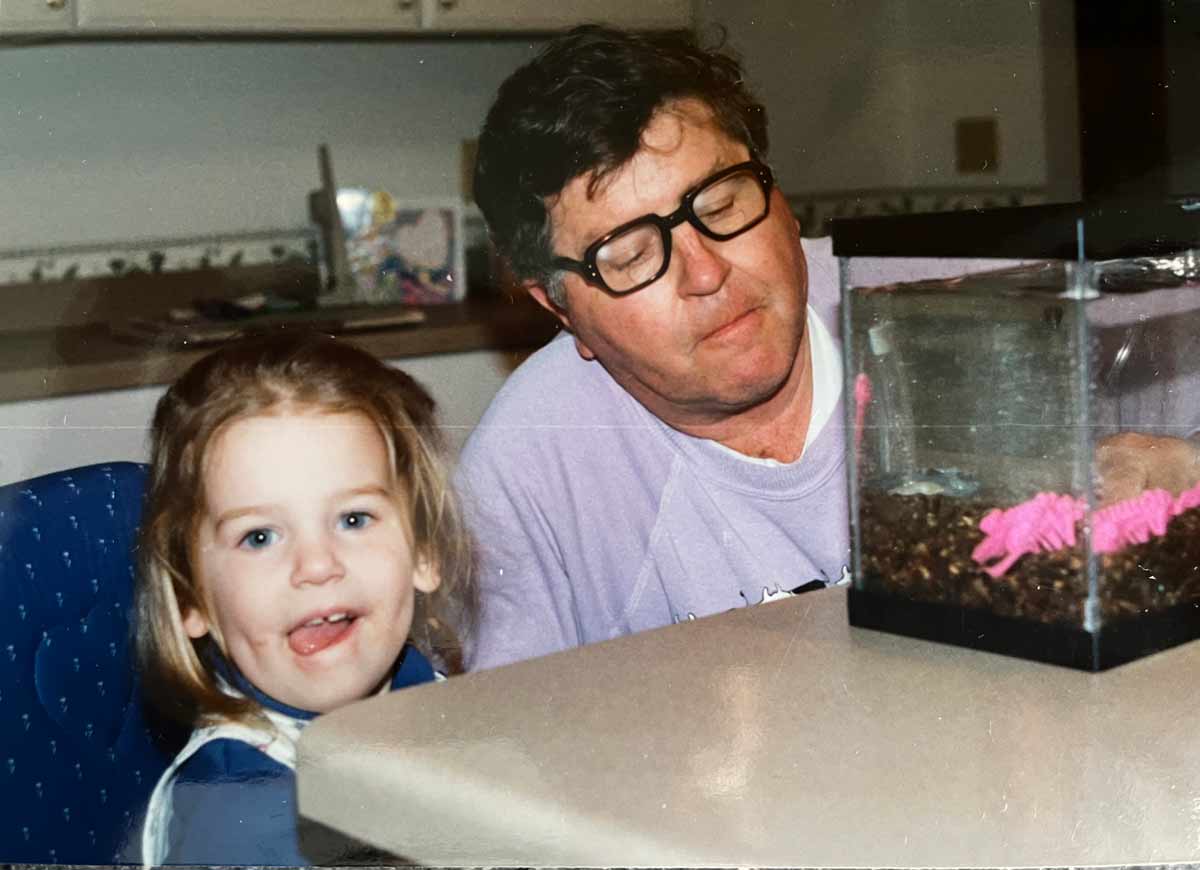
top-left (135, 330), bottom-right (477, 728)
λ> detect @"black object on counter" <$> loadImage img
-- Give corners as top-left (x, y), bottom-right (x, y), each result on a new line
top-left (831, 197), bottom-right (1200, 261)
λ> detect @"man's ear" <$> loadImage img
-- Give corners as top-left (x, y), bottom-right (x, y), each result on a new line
top-left (525, 281), bottom-right (571, 330)
top-left (524, 281), bottom-right (597, 361)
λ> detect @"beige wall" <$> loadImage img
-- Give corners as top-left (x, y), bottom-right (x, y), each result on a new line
top-left (1, 4), bottom-right (1078, 256)
top-left (0, 38), bottom-right (544, 252)
top-left (0, 9), bottom-right (1078, 483)
top-left (1, 37), bottom-right (543, 483)
top-left (696, 0), bottom-right (1078, 198)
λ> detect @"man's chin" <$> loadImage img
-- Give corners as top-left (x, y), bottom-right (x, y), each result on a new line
top-left (679, 377), bottom-right (792, 421)
top-left (717, 359), bottom-right (796, 408)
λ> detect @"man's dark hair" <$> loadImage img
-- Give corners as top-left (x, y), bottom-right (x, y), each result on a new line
top-left (473, 25), bottom-right (769, 299)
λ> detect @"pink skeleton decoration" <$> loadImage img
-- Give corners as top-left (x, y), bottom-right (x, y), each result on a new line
top-left (971, 480), bottom-right (1200, 577)
top-left (971, 493), bottom-right (1085, 577)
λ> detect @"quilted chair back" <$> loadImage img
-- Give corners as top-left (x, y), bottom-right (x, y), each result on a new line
top-left (0, 462), bottom-right (182, 864)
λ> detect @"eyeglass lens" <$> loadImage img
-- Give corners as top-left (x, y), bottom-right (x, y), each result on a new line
top-left (594, 167), bottom-right (768, 292)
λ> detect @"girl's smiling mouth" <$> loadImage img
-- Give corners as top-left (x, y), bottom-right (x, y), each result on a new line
top-left (287, 610), bottom-right (360, 656)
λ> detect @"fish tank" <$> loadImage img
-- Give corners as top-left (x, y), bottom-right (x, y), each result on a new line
top-left (834, 199), bottom-right (1200, 670)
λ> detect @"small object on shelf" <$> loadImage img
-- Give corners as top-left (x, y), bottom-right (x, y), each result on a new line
top-left (338, 191), bottom-right (464, 306)
top-left (308, 144), bottom-right (360, 307)
top-left (110, 304), bottom-right (426, 349)
top-left (307, 145), bottom-right (465, 308)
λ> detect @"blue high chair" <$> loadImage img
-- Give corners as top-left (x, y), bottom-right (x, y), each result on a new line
top-left (0, 462), bottom-right (180, 864)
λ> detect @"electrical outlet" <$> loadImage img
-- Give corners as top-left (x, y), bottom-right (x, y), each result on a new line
top-left (955, 117), bottom-right (998, 173)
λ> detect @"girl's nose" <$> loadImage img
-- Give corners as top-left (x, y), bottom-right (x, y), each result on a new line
top-left (673, 224), bottom-right (731, 298)
top-left (291, 533), bottom-right (345, 587)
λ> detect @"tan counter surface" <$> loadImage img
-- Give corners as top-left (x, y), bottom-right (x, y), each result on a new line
top-left (297, 586), bottom-right (1200, 867)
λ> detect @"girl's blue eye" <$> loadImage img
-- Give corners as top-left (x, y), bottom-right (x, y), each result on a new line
top-left (339, 511), bottom-right (374, 531)
top-left (239, 528), bottom-right (277, 550)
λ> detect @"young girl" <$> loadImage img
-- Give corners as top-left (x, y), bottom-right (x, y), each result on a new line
top-left (135, 331), bottom-right (476, 866)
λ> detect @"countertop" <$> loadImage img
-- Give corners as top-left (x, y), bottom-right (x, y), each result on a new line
top-left (0, 297), bottom-right (559, 403)
top-left (297, 585), bottom-right (1200, 867)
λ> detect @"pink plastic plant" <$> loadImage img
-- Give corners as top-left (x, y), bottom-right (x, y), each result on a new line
top-left (853, 373), bottom-right (872, 453)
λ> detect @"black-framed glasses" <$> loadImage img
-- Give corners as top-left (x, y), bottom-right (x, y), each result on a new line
top-left (553, 159), bottom-right (774, 295)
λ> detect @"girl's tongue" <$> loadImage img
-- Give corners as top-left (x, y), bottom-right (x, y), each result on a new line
top-left (288, 615), bottom-right (355, 656)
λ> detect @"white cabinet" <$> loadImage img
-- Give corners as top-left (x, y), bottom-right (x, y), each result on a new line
top-left (75, 0), bottom-right (422, 33)
top-left (424, 0), bottom-right (692, 31)
top-left (0, 0), bottom-right (75, 33)
top-left (69, 0), bottom-right (689, 34)
top-left (5, 0), bottom-right (691, 35)
top-left (0, 349), bottom-right (512, 485)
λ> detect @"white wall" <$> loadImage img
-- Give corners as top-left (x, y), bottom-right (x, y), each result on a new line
top-left (0, 6), bottom-right (1072, 256)
top-left (0, 12), bottom-right (1074, 485)
top-left (696, 0), bottom-right (1067, 195)
top-left (0, 38), bottom-right (544, 251)
top-left (1, 37), bottom-right (544, 485)
top-left (0, 349), bottom-right (518, 486)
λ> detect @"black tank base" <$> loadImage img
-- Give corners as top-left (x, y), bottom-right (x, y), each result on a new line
top-left (847, 584), bottom-right (1200, 671)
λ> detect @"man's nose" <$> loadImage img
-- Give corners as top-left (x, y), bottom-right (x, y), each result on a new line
top-left (672, 224), bottom-right (730, 297)
top-left (291, 531), bottom-right (345, 587)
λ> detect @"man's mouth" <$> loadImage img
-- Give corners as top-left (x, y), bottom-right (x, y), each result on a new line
top-left (287, 610), bottom-right (359, 656)
top-left (702, 306), bottom-right (760, 342)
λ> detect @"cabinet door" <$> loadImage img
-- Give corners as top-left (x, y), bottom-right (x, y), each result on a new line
top-left (0, 0), bottom-right (75, 32)
top-left (75, 0), bottom-right (421, 32)
top-left (425, 0), bottom-right (691, 32)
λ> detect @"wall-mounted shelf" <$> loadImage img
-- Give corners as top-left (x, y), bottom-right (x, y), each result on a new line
top-left (0, 295), bottom-right (558, 404)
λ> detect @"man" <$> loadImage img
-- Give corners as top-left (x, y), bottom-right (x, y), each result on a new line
top-left (458, 25), bottom-right (1200, 671)
top-left (458, 25), bottom-right (850, 670)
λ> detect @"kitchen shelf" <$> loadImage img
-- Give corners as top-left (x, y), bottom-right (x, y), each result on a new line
top-left (0, 296), bottom-right (559, 404)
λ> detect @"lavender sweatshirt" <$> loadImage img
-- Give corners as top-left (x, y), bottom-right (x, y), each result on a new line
top-left (457, 237), bottom-right (851, 671)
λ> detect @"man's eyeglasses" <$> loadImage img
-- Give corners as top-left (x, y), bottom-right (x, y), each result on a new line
top-left (553, 159), bottom-right (774, 295)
